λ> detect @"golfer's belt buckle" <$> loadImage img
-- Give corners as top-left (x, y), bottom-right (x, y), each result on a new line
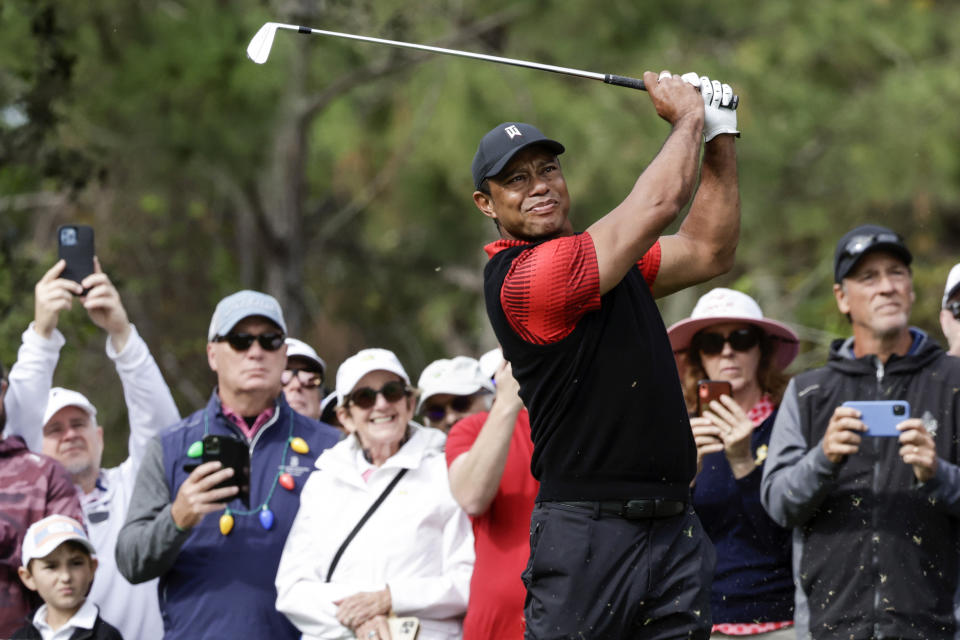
top-left (622, 499), bottom-right (656, 519)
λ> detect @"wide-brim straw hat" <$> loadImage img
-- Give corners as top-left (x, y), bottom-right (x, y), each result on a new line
top-left (667, 288), bottom-right (799, 372)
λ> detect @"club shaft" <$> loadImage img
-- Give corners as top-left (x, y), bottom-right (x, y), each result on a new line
top-left (276, 23), bottom-right (629, 87)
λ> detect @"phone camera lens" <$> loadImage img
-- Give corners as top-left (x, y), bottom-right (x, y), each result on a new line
top-left (894, 404), bottom-right (906, 416)
top-left (60, 228), bottom-right (78, 246)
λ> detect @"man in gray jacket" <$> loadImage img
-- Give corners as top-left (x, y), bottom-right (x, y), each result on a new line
top-left (761, 225), bottom-right (960, 639)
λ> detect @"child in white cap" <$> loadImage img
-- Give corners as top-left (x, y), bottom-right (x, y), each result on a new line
top-left (15, 515), bottom-right (122, 640)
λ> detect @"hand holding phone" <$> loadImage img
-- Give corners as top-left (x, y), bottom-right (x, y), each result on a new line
top-left (841, 400), bottom-right (910, 437)
top-left (201, 435), bottom-right (250, 507)
top-left (697, 379), bottom-right (733, 416)
top-left (57, 224), bottom-right (95, 285)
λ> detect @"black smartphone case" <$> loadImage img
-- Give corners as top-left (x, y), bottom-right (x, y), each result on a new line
top-left (57, 224), bottom-right (95, 284)
top-left (201, 434), bottom-right (251, 507)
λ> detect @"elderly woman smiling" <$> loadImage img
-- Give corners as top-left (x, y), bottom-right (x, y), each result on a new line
top-left (275, 348), bottom-right (474, 640)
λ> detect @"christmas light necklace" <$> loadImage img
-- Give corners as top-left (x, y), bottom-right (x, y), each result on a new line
top-left (186, 408), bottom-right (310, 536)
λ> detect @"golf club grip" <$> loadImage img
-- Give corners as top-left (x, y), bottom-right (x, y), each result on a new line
top-left (604, 74), bottom-right (646, 91)
top-left (603, 74), bottom-right (739, 110)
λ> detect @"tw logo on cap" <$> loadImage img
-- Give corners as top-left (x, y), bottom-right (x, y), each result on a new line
top-left (504, 125), bottom-right (522, 139)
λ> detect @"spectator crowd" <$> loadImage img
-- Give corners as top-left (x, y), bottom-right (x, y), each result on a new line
top-left (3, 71), bottom-right (960, 640)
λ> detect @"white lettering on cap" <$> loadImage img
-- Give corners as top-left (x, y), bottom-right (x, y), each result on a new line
top-left (504, 125), bottom-right (522, 139)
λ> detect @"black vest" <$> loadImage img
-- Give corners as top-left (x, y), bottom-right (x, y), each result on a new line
top-left (483, 241), bottom-right (695, 501)
top-left (793, 339), bottom-right (960, 639)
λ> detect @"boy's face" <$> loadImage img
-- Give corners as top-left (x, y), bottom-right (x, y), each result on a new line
top-left (18, 543), bottom-right (97, 616)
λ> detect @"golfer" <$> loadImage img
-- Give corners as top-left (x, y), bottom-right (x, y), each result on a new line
top-left (474, 71), bottom-right (740, 638)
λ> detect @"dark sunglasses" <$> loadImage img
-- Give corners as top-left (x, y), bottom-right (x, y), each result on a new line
top-left (423, 395), bottom-right (477, 423)
top-left (842, 232), bottom-right (902, 258)
top-left (348, 380), bottom-right (410, 409)
top-left (692, 327), bottom-right (761, 355)
top-left (281, 368), bottom-right (323, 388)
top-left (213, 332), bottom-right (285, 352)
top-left (946, 300), bottom-right (960, 321)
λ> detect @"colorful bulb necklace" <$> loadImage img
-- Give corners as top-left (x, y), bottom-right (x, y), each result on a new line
top-left (187, 406), bottom-right (310, 536)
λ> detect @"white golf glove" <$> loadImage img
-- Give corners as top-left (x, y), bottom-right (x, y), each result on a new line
top-left (681, 73), bottom-right (739, 142)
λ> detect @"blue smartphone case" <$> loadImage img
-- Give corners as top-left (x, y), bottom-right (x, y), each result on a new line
top-left (841, 400), bottom-right (910, 437)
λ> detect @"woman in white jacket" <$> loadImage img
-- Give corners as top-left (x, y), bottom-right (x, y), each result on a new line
top-left (276, 348), bottom-right (474, 640)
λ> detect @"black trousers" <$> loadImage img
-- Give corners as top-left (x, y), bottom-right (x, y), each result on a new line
top-left (523, 502), bottom-right (716, 640)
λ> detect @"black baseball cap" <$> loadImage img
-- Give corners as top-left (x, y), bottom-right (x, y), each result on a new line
top-left (833, 224), bottom-right (912, 283)
top-left (471, 122), bottom-right (564, 190)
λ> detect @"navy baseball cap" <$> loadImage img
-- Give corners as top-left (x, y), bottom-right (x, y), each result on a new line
top-left (471, 122), bottom-right (564, 190)
top-left (834, 224), bottom-right (912, 283)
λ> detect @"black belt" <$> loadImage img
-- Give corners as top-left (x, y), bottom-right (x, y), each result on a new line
top-left (552, 499), bottom-right (686, 520)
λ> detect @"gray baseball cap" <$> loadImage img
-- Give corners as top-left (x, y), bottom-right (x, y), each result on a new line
top-left (207, 290), bottom-right (287, 341)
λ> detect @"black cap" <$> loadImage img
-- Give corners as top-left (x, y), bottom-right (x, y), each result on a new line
top-left (471, 122), bottom-right (564, 190)
top-left (833, 224), bottom-right (912, 283)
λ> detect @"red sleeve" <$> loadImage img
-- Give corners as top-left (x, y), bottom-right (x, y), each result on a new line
top-left (500, 233), bottom-right (601, 345)
top-left (636, 239), bottom-right (661, 288)
top-left (445, 412), bottom-right (487, 468)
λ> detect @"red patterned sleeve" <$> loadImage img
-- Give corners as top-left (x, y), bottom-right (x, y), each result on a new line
top-left (636, 239), bottom-right (662, 288)
top-left (500, 233), bottom-right (602, 345)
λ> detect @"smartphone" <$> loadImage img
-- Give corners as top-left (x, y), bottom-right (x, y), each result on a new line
top-left (201, 434), bottom-right (250, 507)
top-left (842, 400), bottom-right (910, 437)
top-left (697, 379), bottom-right (733, 416)
top-left (57, 224), bottom-right (95, 284)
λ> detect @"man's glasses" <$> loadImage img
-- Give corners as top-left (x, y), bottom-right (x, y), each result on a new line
top-left (946, 301), bottom-right (960, 320)
top-left (213, 332), bottom-right (285, 352)
top-left (842, 232), bottom-right (902, 258)
top-left (692, 327), bottom-right (761, 355)
top-left (423, 395), bottom-right (477, 423)
top-left (281, 368), bottom-right (323, 389)
top-left (347, 380), bottom-right (411, 409)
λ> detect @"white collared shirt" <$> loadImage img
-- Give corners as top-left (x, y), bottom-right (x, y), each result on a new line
top-left (32, 598), bottom-right (98, 640)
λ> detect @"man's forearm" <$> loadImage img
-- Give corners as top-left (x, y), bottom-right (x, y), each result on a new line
top-left (116, 437), bottom-right (189, 583)
top-left (3, 324), bottom-right (64, 449)
top-left (448, 404), bottom-right (521, 516)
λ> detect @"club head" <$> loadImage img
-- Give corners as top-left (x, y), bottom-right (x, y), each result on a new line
top-left (247, 22), bottom-right (280, 64)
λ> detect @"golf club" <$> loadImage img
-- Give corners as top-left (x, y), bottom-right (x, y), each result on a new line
top-left (246, 21), bottom-right (738, 110)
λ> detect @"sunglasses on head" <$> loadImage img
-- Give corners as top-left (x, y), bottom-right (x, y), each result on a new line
top-left (281, 368), bottom-right (323, 389)
top-left (692, 327), bottom-right (761, 356)
top-left (423, 395), bottom-right (477, 423)
top-left (842, 232), bottom-right (901, 259)
top-left (213, 332), bottom-right (286, 352)
top-left (347, 380), bottom-right (410, 409)
top-left (946, 300), bottom-right (960, 321)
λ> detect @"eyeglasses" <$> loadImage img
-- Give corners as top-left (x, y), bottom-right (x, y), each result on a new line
top-left (842, 232), bottom-right (902, 258)
top-left (347, 380), bottom-right (410, 409)
top-left (692, 327), bottom-right (761, 355)
top-left (423, 395), bottom-right (478, 423)
top-left (281, 368), bottom-right (323, 388)
top-left (946, 301), bottom-right (960, 320)
top-left (213, 332), bottom-right (286, 352)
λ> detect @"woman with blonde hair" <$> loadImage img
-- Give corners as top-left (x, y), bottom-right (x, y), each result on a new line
top-left (668, 288), bottom-right (798, 639)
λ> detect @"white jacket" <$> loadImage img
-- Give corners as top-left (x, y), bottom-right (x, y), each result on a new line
top-left (4, 323), bottom-right (180, 640)
top-left (276, 424), bottom-right (474, 640)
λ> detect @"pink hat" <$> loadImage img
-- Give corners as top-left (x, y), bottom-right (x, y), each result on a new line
top-left (667, 288), bottom-right (799, 371)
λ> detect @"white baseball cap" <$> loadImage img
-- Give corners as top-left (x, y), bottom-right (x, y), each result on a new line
top-left (43, 387), bottom-right (97, 427)
top-left (943, 263), bottom-right (960, 309)
top-left (417, 356), bottom-right (495, 411)
top-left (478, 348), bottom-right (504, 381)
top-left (207, 290), bottom-right (286, 342)
top-left (285, 337), bottom-right (327, 377)
top-left (335, 348), bottom-right (410, 405)
top-left (667, 288), bottom-right (799, 372)
top-left (21, 515), bottom-right (96, 567)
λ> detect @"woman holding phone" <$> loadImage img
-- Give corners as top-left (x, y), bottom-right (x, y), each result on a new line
top-left (667, 288), bottom-right (799, 639)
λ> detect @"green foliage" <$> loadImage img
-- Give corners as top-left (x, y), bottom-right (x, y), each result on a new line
top-left (3, 0), bottom-right (960, 465)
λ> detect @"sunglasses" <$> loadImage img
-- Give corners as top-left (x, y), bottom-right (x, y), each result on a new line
top-left (842, 232), bottom-right (902, 259)
top-left (347, 380), bottom-right (410, 409)
top-left (281, 368), bottom-right (323, 389)
top-left (692, 327), bottom-right (761, 355)
top-left (946, 300), bottom-right (960, 321)
top-left (423, 395), bottom-right (477, 423)
top-left (213, 332), bottom-right (286, 352)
